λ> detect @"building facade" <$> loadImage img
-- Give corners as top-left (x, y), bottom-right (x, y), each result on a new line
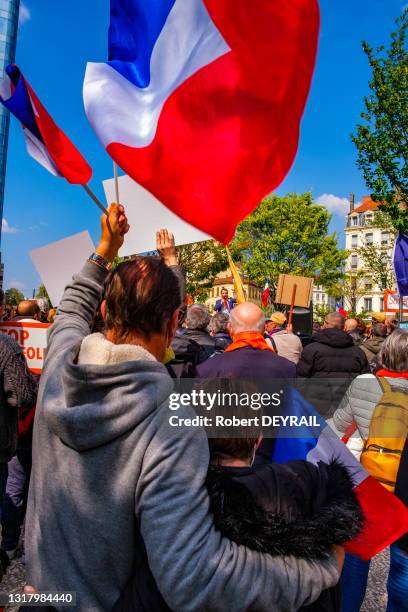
top-left (0, 0), bottom-right (20, 287)
top-left (312, 284), bottom-right (336, 310)
top-left (345, 194), bottom-right (395, 313)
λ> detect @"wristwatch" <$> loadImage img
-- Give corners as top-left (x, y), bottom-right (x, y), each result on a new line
top-left (88, 252), bottom-right (113, 271)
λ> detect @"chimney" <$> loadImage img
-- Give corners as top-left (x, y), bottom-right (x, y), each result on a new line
top-left (349, 193), bottom-right (355, 214)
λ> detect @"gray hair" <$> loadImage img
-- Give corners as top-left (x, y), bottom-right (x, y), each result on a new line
top-left (378, 329), bottom-right (408, 372)
top-left (324, 312), bottom-right (345, 330)
top-left (185, 304), bottom-right (210, 331)
top-left (37, 297), bottom-right (50, 314)
top-left (209, 312), bottom-right (229, 335)
top-left (229, 307), bottom-right (265, 334)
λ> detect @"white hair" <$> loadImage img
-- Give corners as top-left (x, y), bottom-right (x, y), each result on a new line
top-left (229, 308), bottom-right (265, 334)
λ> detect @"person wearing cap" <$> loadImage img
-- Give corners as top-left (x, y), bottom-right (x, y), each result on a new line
top-left (371, 311), bottom-right (386, 324)
top-left (265, 312), bottom-right (303, 364)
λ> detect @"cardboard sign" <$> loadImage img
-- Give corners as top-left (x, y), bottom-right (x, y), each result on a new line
top-left (103, 175), bottom-right (210, 255)
top-left (0, 321), bottom-right (49, 373)
top-left (384, 290), bottom-right (408, 313)
top-left (30, 231), bottom-right (95, 307)
top-left (275, 274), bottom-right (314, 308)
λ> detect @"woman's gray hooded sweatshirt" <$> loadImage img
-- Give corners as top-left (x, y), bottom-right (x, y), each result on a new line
top-left (25, 261), bottom-right (339, 611)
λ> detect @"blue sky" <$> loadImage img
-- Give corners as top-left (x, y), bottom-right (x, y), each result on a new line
top-left (1, 0), bottom-right (407, 294)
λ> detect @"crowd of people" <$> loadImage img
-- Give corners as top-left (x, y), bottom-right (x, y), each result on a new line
top-left (0, 205), bottom-right (406, 611)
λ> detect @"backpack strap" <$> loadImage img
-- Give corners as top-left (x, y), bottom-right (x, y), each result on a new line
top-left (269, 336), bottom-right (277, 353)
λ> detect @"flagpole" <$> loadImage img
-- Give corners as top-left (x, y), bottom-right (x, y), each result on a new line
top-left (82, 184), bottom-right (109, 216)
top-left (113, 162), bottom-right (120, 203)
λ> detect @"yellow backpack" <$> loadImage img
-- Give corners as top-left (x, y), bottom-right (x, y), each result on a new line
top-left (361, 378), bottom-right (408, 492)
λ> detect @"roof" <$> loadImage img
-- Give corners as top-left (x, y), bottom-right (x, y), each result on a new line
top-left (352, 196), bottom-right (380, 214)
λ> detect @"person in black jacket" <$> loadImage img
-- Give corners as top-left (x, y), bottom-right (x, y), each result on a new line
top-left (296, 312), bottom-right (370, 418)
top-left (0, 317), bottom-right (38, 580)
top-left (204, 381), bottom-right (362, 612)
top-left (179, 304), bottom-right (216, 362)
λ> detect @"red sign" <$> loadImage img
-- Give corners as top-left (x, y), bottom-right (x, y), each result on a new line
top-left (384, 290), bottom-right (408, 313)
top-left (0, 321), bottom-right (50, 373)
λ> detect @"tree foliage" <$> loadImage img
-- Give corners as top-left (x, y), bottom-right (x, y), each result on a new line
top-left (352, 10), bottom-right (408, 232)
top-left (358, 243), bottom-right (395, 291)
top-left (35, 284), bottom-right (51, 302)
top-left (327, 271), bottom-right (367, 313)
top-left (5, 287), bottom-right (24, 306)
top-left (230, 194), bottom-right (347, 301)
top-left (176, 240), bottom-right (228, 302)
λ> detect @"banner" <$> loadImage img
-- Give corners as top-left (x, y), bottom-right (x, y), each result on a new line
top-left (384, 290), bottom-right (408, 313)
top-left (0, 321), bottom-right (49, 373)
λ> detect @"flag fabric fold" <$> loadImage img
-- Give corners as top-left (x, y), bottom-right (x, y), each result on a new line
top-left (271, 386), bottom-right (408, 561)
top-left (0, 65), bottom-right (92, 184)
top-left (262, 282), bottom-right (270, 308)
top-left (84, 0), bottom-right (320, 244)
top-left (393, 233), bottom-right (408, 297)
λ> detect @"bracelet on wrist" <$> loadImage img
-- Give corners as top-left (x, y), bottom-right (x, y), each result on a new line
top-left (88, 252), bottom-right (112, 271)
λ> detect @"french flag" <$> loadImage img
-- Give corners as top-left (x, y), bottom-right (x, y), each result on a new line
top-left (262, 281), bottom-right (270, 308)
top-left (84, 0), bottom-right (319, 244)
top-left (336, 302), bottom-right (348, 318)
top-left (272, 386), bottom-right (408, 560)
top-left (0, 65), bottom-right (92, 184)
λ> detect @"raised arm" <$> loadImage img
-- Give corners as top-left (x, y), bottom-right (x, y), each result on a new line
top-left (46, 205), bottom-right (129, 358)
top-left (156, 228), bottom-right (186, 303)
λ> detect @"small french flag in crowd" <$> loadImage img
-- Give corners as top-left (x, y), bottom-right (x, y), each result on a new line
top-left (84, 0), bottom-right (320, 244)
top-left (336, 302), bottom-right (349, 318)
top-left (0, 65), bottom-right (92, 185)
top-left (271, 386), bottom-right (408, 560)
top-left (262, 281), bottom-right (270, 308)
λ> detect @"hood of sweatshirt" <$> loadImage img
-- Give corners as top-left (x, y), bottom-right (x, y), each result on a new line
top-left (43, 333), bottom-right (173, 452)
top-left (312, 328), bottom-right (354, 349)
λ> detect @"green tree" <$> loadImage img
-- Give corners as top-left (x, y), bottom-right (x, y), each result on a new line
top-left (358, 243), bottom-right (395, 291)
top-left (5, 287), bottom-right (24, 306)
top-left (176, 240), bottom-right (228, 302)
top-left (327, 271), bottom-right (366, 313)
top-left (313, 304), bottom-right (332, 324)
top-left (35, 284), bottom-right (51, 302)
top-left (352, 10), bottom-right (408, 232)
top-left (230, 194), bottom-right (347, 302)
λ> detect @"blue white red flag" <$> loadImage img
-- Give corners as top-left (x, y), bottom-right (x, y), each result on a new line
top-left (336, 302), bottom-right (348, 318)
top-left (0, 65), bottom-right (92, 184)
top-left (272, 386), bottom-right (408, 560)
top-left (262, 282), bottom-right (270, 308)
top-left (84, 0), bottom-right (319, 244)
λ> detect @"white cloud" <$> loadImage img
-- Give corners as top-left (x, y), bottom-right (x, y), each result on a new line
top-left (6, 279), bottom-right (26, 291)
top-left (314, 193), bottom-right (351, 216)
top-left (19, 2), bottom-right (31, 25)
top-left (2, 218), bottom-right (18, 234)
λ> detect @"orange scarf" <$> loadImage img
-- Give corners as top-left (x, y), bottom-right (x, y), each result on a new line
top-left (225, 331), bottom-right (273, 353)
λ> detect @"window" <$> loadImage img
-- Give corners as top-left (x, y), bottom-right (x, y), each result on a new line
top-left (366, 233), bottom-right (373, 245)
top-left (364, 298), bottom-right (373, 311)
top-left (381, 231), bottom-right (390, 245)
top-left (351, 234), bottom-right (358, 248)
top-left (365, 283), bottom-right (372, 290)
top-left (352, 216), bottom-right (358, 226)
top-left (351, 254), bottom-right (358, 269)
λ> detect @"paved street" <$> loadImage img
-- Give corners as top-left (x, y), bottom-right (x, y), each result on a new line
top-left (0, 547), bottom-right (390, 611)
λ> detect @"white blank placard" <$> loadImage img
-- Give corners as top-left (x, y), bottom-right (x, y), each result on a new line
top-left (30, 231), bottom-right (95, 306)
top-left (103, 175), bottom-right (210, 256)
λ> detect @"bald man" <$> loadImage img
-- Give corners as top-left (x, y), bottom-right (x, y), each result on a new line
top-left (344, 318), bottom-right (361, 344)
top-left (14, 300), bottom-right (40, 322)
top-left (197, 302), bottom-right (296, 378)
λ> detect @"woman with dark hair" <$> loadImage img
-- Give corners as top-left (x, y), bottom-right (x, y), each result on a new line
top-left (25, 205), bottom-right (341, 611)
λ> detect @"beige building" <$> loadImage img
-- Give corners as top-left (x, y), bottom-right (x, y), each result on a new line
top-left (345, 194), bottom-right (395, 313)
top-left (205, 266), bottom-right (262, 310)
